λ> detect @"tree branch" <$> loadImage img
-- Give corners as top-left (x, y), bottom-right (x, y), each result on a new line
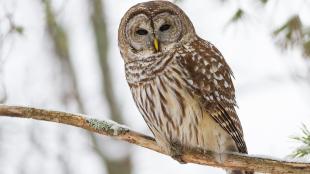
top-left (0, 104), bottom-right (309, 174)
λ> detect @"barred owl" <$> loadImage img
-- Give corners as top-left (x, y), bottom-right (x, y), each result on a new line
top-left (118, 1), bottom-right (252, 174)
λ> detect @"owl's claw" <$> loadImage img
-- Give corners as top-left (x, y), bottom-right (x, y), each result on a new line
top-left (172, 154), bottom-right (186, 164)
top-left (170, 141), bottom-right (187, 164)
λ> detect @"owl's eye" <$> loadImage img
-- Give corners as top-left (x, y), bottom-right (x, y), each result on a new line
top-left (136, 29), bottom-right (148, 35)
top-left (159, 24), bottom-right (171, 32)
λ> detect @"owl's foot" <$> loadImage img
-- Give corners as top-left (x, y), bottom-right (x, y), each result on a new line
top-left (170, 141), bottom-right (187, 164)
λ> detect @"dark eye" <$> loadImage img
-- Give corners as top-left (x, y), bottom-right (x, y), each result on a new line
top-left (135, 29), bottom-right (148, 35)
top-left (159, 24), bottom-right (171, 32)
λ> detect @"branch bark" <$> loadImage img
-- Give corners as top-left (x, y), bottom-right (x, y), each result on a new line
top-left (0, 104), bottom-right (309, 174)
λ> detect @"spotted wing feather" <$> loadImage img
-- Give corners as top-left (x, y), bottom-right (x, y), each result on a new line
top-left (176, 37), bottom-right (247, 153)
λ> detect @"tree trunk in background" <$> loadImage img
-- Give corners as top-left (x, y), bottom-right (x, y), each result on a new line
top-left (42, 1), bottom-right (84, 174)
top-left (43, 0), bottom-right (109, 174)
top-left (90, 0), bottom-right (132, 174)
top-left (43, 0), bottom-right (84, 110)
top-left (42, 0), bottom-right (132, 174)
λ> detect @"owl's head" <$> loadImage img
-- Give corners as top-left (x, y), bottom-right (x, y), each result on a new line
top-left (118, 1), bottom-right (196, 63)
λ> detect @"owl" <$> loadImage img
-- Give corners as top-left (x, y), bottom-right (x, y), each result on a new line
top-left (118, 1), bottom-right (252, 174)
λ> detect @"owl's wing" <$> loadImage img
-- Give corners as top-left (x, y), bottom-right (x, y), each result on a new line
top-left (176, 38), bottom-right (247, 153)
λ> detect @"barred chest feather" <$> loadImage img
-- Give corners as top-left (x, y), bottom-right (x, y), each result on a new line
top-left (125, 51), bottom-right (235, 154)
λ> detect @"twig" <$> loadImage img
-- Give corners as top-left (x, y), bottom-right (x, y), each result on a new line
top-left (0, 104), bottom-right (310, 174)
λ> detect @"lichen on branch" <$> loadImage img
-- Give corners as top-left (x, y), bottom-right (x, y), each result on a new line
top-left (86, 118), bottom-right (129, 136)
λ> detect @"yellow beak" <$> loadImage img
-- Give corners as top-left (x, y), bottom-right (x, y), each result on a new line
top-left (154, 38), bottom-right (159, 52)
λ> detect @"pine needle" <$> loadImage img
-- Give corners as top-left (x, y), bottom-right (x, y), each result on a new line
top-left (291, 124), bottom-right (310, 158)
top-left (273, 15), bottom-right (303, 50)
top-left (259, 0), bottom-right (269, 5)
top-left (230, 8), bottom-right (245, 23)
top-left (303, 29), bottom-right (310, 58)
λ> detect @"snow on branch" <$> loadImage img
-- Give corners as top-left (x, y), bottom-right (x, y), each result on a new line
top-left (0, 104), bottom-right (309, 174)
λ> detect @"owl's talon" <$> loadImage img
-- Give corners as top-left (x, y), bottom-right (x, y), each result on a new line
top-left (171, 154), bottom-right (186, 164)
top-left (170, 141), bottom-right (187, 164)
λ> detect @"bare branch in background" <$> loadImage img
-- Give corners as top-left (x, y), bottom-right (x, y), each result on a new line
top-left (0, 9), bottom-right (24, 173)
top-left (0, 104), bottom-right (310, 174)
top-left (0, 13), bottom-right (23, 103)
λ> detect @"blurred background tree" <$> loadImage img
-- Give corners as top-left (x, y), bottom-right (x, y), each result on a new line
top-left (227, 0), bottom-right (310, 75)
top-left (40, 0), bottom-right (132, 174)
top-left (1, 0), bottom-right (132, 173)
top-left (220, 0), bottom-right (310, 158)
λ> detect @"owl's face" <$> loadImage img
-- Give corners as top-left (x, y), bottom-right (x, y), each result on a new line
top-left (118, 1), bottom-right (196, 63)
top-left (126, 12), bottom-right (182, 53)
